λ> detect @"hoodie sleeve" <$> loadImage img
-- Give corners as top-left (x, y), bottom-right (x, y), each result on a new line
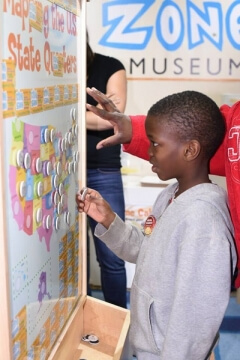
top-left (94, 214), bottom-right (145, 264)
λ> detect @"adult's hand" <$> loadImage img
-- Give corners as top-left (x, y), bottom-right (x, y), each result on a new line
top-left (86, 87), bottom-right (133, 149)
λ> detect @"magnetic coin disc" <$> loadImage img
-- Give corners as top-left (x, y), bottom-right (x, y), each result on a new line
top-left (80, 187), bottom-right (88, 200)
top-left (81, 334), bottom-right (99, 344)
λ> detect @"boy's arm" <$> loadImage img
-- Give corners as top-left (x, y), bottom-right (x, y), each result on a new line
top-left (95, 214), bottom-right (144, 264)
top-left (76, 187), bottom-right (144, 263)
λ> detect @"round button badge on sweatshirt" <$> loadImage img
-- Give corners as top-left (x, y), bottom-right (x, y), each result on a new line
top-left (144, 215), bottom-right (156, 235)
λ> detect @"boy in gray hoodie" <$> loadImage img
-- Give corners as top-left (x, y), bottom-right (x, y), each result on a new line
top-left (76, 91), bottom-right (237, 360)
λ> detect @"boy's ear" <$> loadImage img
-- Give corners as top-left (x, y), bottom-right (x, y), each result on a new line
top-left (183, 140), bottom-right (200, 161)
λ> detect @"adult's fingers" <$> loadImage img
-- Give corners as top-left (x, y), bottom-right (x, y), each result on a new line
top-left (86, 103), bottom-right (120, 121)
top-left (96, 134), bottom-right (122, 149)
top-left (87, 87), bottom-right (120, 113)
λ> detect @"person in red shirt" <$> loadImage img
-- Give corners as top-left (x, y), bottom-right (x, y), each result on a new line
top-left (86, 87), bottom-right (240, 288)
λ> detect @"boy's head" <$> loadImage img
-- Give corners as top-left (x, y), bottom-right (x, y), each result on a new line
top-left (147, 90), bottom-right (225, 160)
top-left (145, 91), bottom-right (225, 181)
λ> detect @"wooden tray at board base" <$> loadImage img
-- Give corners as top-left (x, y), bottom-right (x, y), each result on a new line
top-left (49, 295), bottom-right (131, 360)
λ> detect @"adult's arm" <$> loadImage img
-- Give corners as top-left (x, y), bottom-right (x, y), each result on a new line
top-left (208, 104), bottom-right (231, 176)
top-left (122, 115), bottom-right (149, 161)
top-left (86, 69), bottom-right (127, 130)
top-left (86, 87), bottom-right (133, 147)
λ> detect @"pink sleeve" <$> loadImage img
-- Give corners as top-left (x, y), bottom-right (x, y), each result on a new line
top-left (123, 115), bottom-right (150, 160)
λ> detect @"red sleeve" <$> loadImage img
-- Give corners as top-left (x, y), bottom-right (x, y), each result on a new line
top-left (220, 101), bottom-right (240, 288)
top-left (209, 104), bottom-right (231, 176)
top-left (123, 115), bottom-right (150, 160)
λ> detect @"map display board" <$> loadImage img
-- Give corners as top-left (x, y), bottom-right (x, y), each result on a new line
top-left (1, 1), bottom-right (84, 359)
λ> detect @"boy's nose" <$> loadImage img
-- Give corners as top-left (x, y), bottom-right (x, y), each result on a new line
top-left (148, 145), bottom-right (153, 156)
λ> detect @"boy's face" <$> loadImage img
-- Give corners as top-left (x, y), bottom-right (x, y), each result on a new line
top-left (145, 115), bottom-right (187, 181)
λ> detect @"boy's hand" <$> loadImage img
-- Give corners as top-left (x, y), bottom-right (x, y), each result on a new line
top-left (76, 187), bottom-right (116, 229)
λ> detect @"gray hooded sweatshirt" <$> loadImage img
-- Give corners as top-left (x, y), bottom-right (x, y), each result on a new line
top-left (95, 183), bottom-right (237, 360)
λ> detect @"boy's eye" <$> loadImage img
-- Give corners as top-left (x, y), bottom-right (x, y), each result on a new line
top-left (152, 141), bottom-right (159, 147)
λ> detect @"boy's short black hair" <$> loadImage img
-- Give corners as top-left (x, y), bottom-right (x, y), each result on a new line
top-left (147, 91), bottom-right (225, 159)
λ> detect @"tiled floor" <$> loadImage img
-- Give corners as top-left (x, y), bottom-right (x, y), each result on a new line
top-left (91, 288), bottom-right (240, 360)
top-left (214, 294), bottom-right (240, 360)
